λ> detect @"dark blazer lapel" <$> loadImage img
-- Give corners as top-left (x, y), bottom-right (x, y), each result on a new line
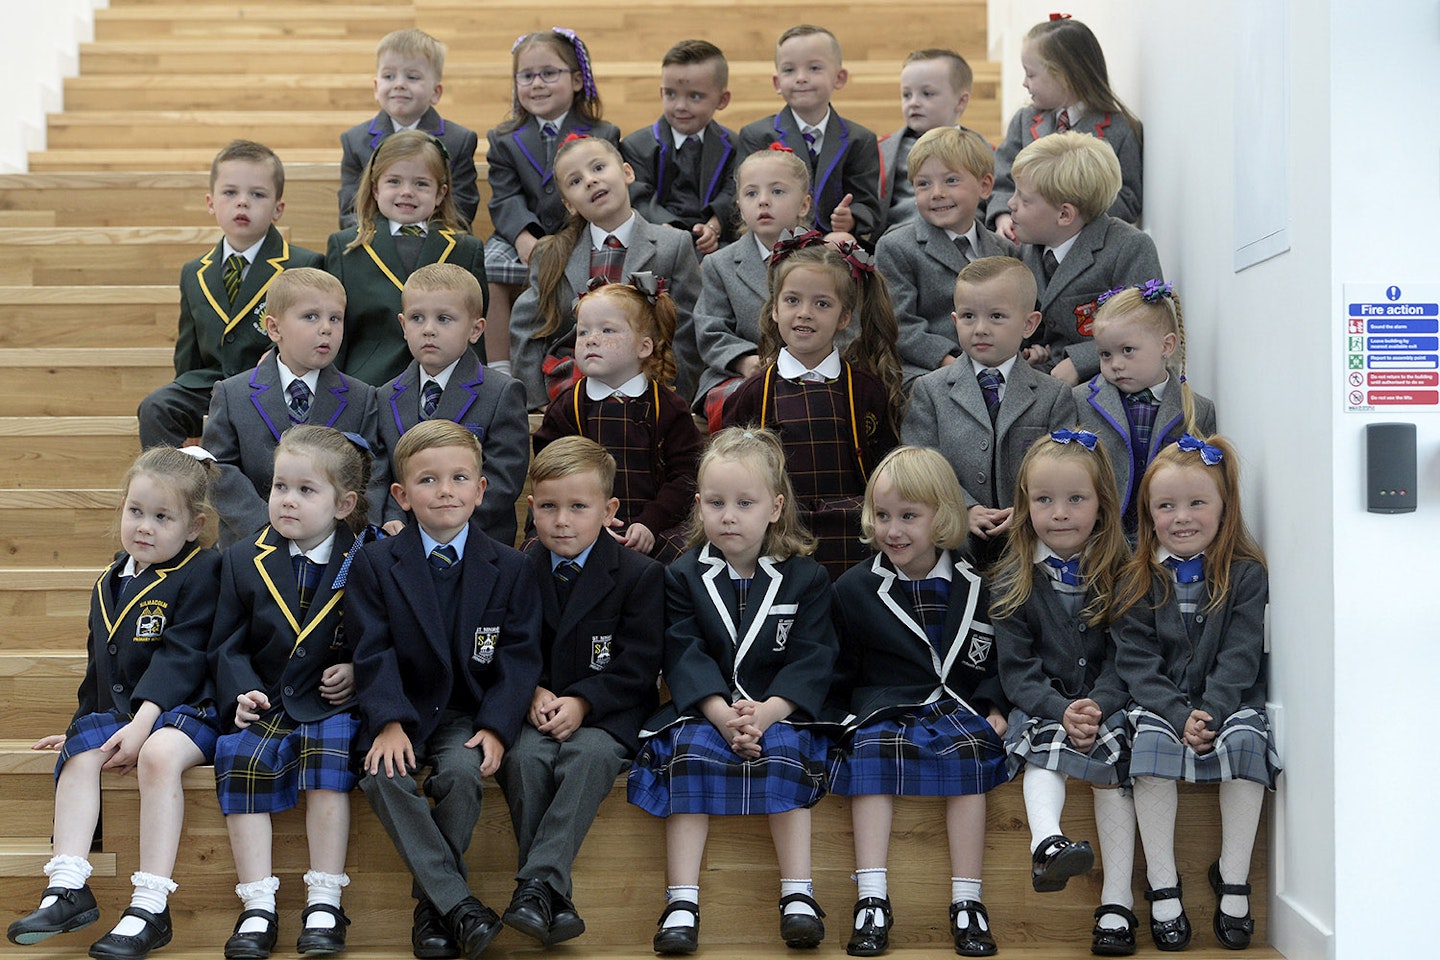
top-left (1152, 385), bottom-right (1185, 455)
top-left (1087, 378), bottom-right (1130, 441)
top-left (869, 554), bottom-right (933, 658)
top-left (305, 526), bottom-right (355, 632)
top-left (92, 558), bottom-right (125, 637)
top-left (251, 525), bottom-right (305, 639)
top-left (697, 544), bottom-right (739, 644)
top-left (367, 111), bottom-right (396, 150)
top-left (417, 107), bottom-right (444, 137)
top-left (233, 228), bottom-right (288, 320)
top-left (387, 365), bottom-right (421, 436)
top-left (100, 545), bottom-right (205, 642)
top-left (421, 226), bottom-right (460, 268)
top-left (511, 122), bottom-right (550, 183)
top-left (249, 355), bottom-right (289, 442)
top-left (361, 223), bottom-right (408, 294)
top-left (437, 350), bottom-right (484, 424)
top-left (700, 123), bottom-right (734, 207)
top-left (731, 556), bottom-right (785, 696)
top-left (938, 556), bottom-right (985, 679)
top-left (812, 114), bottom-right (850, 207)
top-left (650, 119), bottom-right (674, 200)
top-left (314, 366), bottom-right (351, 429)
top-left (392, 532), bottom-right (449, 660)
top-left (458, 528), bottom-right (500, 629)
top-left (555, 536), bottom-right (617, 638)
top-left (772, 111), bottom-right (802, 158)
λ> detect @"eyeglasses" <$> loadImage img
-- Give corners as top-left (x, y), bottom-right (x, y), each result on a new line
top-left (515, 67), bottom-right (573, 86)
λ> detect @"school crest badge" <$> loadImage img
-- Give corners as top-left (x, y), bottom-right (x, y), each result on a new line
top-left (251, 299), bottom-right (268, 337)
top-left (1073, 299), bottom-right (1099, 338)
top-left (965, 632), bottom-right (992, 668)
top-left (590, 635), bottom-right (613, 671)
top-left (134, 601), bottom-right (167, 642)
top-left (772, 618), bottom-right (794, 652)
top-left (473, 625), bottom-right (500, 665)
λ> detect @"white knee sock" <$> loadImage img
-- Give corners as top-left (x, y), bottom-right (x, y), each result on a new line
top-left (40, 854), bottom-right (92, 906)
top-left (1092, 786), bottom-right (1137, 929)
top-left (951, 877), bottom-right (982, 904)
top-left (109, 872), bottom-right (175, 937)
top-left (854, 868), bottom-right (888, 929)
top-left (1133, 777), bottom-right (1180, 921)
top-left (303, 870), bottom-right (349, 928)
top-left (1218, 779), bottom-right (1264, 916)
top-left (662, 885), bottom-right (699, 928)
top-left (780, 879), bottom-right (816, 917)
top-left (1023, 767), bottom-right (1069, 851)
top-left (234, 876), bottom-right (280, 933)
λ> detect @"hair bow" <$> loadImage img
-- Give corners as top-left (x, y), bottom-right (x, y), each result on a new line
top-left (561, 132), bottom-right (589, 146)
top-left (1049, 12), bottom-right (1073, 20)
top-left (769, 227), bottom-right (826, 267)
top-left (1176, 433), bottom-right (1223, 465)
top-left (1095, 285), bottom-right (1127, 307)
top-left (427, 135), bottom-right (450, 168)
top-left (628, 271), bottom-right (667, 304)
top-left (551, 27), bottom-right (599, 99)
top-left (510, 34), bottom-right (528, 53)
top-left (833, 241), bottom-right (876, 281)
top-left (768, 142), bottom-right (796, 153)
top-left (1050, 429), bottom-right (1098, 450)
top-left (1139, 279), bottom-right (1173, 303)
top-left (178, 445), bottom-right (217, 463)
top-left (341, 431), bottom-right (373, 457)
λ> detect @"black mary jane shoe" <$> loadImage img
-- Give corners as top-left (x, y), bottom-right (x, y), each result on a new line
top-left (502, 879), bottom-right (553, 946)
top-left (845, 897), bottom-right (893, 957)
top-left (948, 900), bottom-right (998, 957)
top-left (779, 892), bottom-right (826, 949)
top-left (546, 888), bottom-right (586, 946)
top-left (652, 901), bottom-right (699, 955)
top-left (1090, 904), bottom-right (1139, 957)
top-left (223, 909), bottom-right (278, 960)
top-left (8, 885), bottom-right (101, 944)
top-left (1208, 862), bottom-right (1255, 950)
top-left (1031, 833), bottom-right (1096, 892)
top-left (1144, 884), bottom-right (1192, 952)
top-left (87, 907), bottom-right (173, 960)
top-left (296, 904), bottom-right (350, 956)
top-left (412, 899), bottom-right (459, 960)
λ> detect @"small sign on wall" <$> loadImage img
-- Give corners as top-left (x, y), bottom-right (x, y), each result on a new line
top-left (1344, 283), bottom-right (1440, 412)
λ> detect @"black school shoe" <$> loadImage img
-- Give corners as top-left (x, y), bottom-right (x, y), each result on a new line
top-left (444, 897), bottom-right (501, 960)
top-left (501, 879), bottom-right (552, 945)
top-left (546, 887), bottom-right (586, 945)
top-left (8, 885), bottom-right (101, 945)
top-left (845, 897), bottom-right (892, 956)
top-left (296, 904), bottom-right (350, 956)
top-left (948, 900), bottom-right (998, 957)
top-left (652, 901), bottom-right (699, 955)
top-left (411, 899), bottom-right (459, 960)
top-left (223, 909), bottom-right (278, 960)
top-left (1031, 834), bottom-right (1096, 892)
top-left (1208, 862), bottom-right (1255, 950)
top-left (87, 907), bottom-right (172, 960)
top-left (1144, 884), bottom-right (1192, 952)
top-left (778, 892), bottom-right (825, 948)
top-left (1090, 904), bottom-right (1138, 956)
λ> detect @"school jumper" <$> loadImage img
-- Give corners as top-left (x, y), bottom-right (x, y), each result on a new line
top-left (622, 118), bottom-right (739, 242)
top-left (738, 109), bottom-right (882, 241)
top-left (338, 108), bottom-right (481, 229)
top-left (987, 107), bottom-right (1143, 227)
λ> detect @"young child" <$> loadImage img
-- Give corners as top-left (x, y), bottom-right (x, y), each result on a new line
top-left (723, 238), bottom-right (903, 580)
top-left (1077, 282), bottom-right (1217, 535)
top-left (1005, 131), bottom-right (1163, 386)
top-left (628, 427), bottom-right (839, 954)
top-left (7, 448), bottom-right (219, 959)
top-left (497, 437), bottom-right (665, 945)
top-left (989, 16), bottom-right (1142, 239)
top-left (990, 431), bottom-right (1137, 956)
top-left (485, 28), bottom-right (621, 372)
top-left (876, 49), bottom-right (978, 236)
top-left (338, 28), bottom-right (480, 230)
top-left (737, 25), bottom-right (881, 243)
top-left (532, 275), bottom-right (703, 563)
top-left (876, 126), bottom-right (1017, 385)
top-left (327, 131), bottom-right (487, 388)
top-left (693, 147), bottom-right (815, 422)
top-left (210, 426), bottom-right (380, 959)
top-left (622, 39), bottom-right (738, 255)
top-left (202, 268), bottom-right (383, 547)
top-left (348, 419), bottom-right (542, 960)
top-left (508, 135), bottom-right (703, 408)
top-left (902, 257), bottom-right (1076, 568)
top-left (828, 446), bottom-right (1009, 958)
top-left (1112, 435), bottom-right (1278, 953)
top-left (376, 263), bottom-right (529, 547)
top-left (137, 140), bottom-right (324, 450)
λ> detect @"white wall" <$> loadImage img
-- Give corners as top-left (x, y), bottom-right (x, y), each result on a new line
top-left (0, 0), bottom-right (106, 173)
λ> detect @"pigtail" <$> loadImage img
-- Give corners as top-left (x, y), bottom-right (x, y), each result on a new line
top-left (643, 288), bottom-right (679, 388)
top-left (1170, 290), bottom-right (1200, 437)
top-left (531, 213), bottom-right (588, 338)
top-left (841, 263), bottom-right (906, 434)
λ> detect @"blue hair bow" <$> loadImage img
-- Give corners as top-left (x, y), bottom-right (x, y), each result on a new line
top-left (1176, 433), bottom-right (1223, 465)
top-left (1050, 429), bottom-right (1099, 450)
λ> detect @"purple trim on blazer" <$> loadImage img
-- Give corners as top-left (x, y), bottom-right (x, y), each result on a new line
top-left (513, 121), bottom-right (594, 185)
top-left (773, 113), bottom-right (849, 229)
top-left (704, 127), bottom-right (734, 207)
top-left (369, 114), bottom-right (448, 151)
top-left (247, 365), bottom-right (282, 442)
top-left (1083, 375), bottom-right (1183, 512)
top-left (386, 379), bottom-right (411, 436)
top-left (385, 365), bottom-right (486, 434)
top-left (649, 122), bottom-right (731, 209)
top-left (322, 377), bottom-right (351, 428)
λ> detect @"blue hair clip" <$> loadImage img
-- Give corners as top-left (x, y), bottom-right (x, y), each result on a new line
top-left (1050, 429), bottom-right (1098, 450)
top-left (341, 431), bottom-right (373, 457)
top-left (1176, 433), bottom-right (1223, 465)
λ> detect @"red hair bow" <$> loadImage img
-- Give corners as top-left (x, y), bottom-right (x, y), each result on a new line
top-left (1049, 12), bottom-right (1072, 20)
top-left (768, 142), bottom-right (795, 153)
top-left (561, 132), bottom-right (589, 145)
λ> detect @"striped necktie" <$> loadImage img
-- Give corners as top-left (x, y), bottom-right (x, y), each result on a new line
top-left (976, 368), bottom-right (1004, 419)
top-left (399, 223), bottom-right (426, 238)
top-left (287, 380), bottom-right (312, 422)
top-left (542, 121), bottom-right (559, 166)
top-left (801, 128), bottom-right (818, 163)
top-left (1056, 109), bottom-right (1072, 132)
top-left (292, 554), bottom-right (321, 616)
top-left (421, 380), bottom-right (443, 419)
top-left (428, 544), bottom-right (458, 571)
top-left (223, 254), bottom-right (245, 304)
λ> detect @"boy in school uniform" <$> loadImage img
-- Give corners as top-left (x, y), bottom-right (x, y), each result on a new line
top-left (737, 24), bottom-right (881, 244)
top-left (1006, 131), bottom-right (1163, 386)
top-left (138, 140), bottom-right (324, 450)
top-left (903, 257), bottom-right (1075, 566)
top-left (201, 268), bottom-right (385, 547)
top-left (877, 126), bottom-right (1017, 385)
top-left (376, 263), bottom-right (529, 546)
top-left (622, 39), bottom-right (738, 255)
top-left (496, 437), bottom-right (664, 946)
top-left (349, 419), bottom-right (543, 960)
top-left (875, 49), bottom-right (980, 237)
top-left (338, 28), bottom-right (480, 229)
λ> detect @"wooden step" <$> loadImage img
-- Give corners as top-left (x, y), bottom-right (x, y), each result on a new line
top-left (0, 569), bottom-right (96, 652)
top-left (0, 652), bottom-right (87, 743)
top-left (0, 417), bottom-right (138, 488)
top-left (0, 839), bottom-right (117, 879)
top-left (93, 4), bottom-right (411, 41)
top-left (0, 227), bottom-right (284, 287)
top-left (0, 349), bottom-right (172, 418)
top-left (27, 149), bottom-right (340, 174)
top-left (0, 211), bottom-right (56, 227)
top-left (0, 287), bottom-right (177, 349)
top-left (0, 491), bottom-right (121, 569)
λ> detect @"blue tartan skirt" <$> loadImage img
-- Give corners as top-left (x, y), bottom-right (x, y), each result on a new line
top-left (1127, 706), bottom-right (1281, 788)
top-left (214, 708), bottom-right (359, 814)
top-left (483, 235), bottom-right (531, 286)
top-left (56, 704), bottom-right (219, 780)
top-left (828, 698), bottom-right (1009, 797)
top-left (628, 717), bottom-right (830, 816)
top-left (1004, 707), bottom-right (1131, 785)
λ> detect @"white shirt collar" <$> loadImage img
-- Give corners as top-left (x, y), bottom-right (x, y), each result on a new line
top-left (968, 353), bottom-right (1019, 386)
top-left (392, 116), bottom-right (423, 132)
top-left (893, 550), bottom-right (953, 582)
top-left (289, 530), bottom-right (338, 566)
top-left (389, 218), bottom-right (428, 236)
top-left (222, 235), bottom-right (267, 263)
top-left (274, 355), bottom-right (321, 395)
top-left (1060, 101), bottom-right (1087, 123)
top-left (755, 233), bottom-right (776, 260)
top-left (538, 111), bottom-right (569, 134)
top-left (1033, 543), bottom-right (1080, 565)
top-left (585, 372), bottom-right (648, 400)
top-left (1145, 375), bottom-right (1170, 401)
top-left (1047, 232), bottom-right (1081, 264)
top-left (422, 356), bottom-right (462, 392)
top-left (589, 212), bottom-right (637, 250)
top-left (791, 107), bottom-right (831, 139)
top-left (1156, 546), bottom-right (1205, 564)
top-left (671, 127), bottom-right (704, 150)
top-left (550, 538), bottom-right (598, 570)
top-left (421, 522), bottom-right (470, 560)
top-left (946, 220), bottom-right (982, 252)
top-left (121, 556), bottom-right (147, 578)
top-left (777, 346), bottom-right (842, 381)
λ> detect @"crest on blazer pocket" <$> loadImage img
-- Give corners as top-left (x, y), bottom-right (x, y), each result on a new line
top-left (1073, 298), bottom-right (1099, 338)
top-left (473, 625), bottom-right (500, 665)
top-left (134, 600), bottom-right (168, 642)
top-left (964, 623), bottom-right (995, 669)
top-left (329, 619), bottom-right (346, 651)
top-left (251, 299), bottom-right (268, 337)
top-left (590, 634), bottom-right (613, 671)
top-left (773, 618), bottom-right (794, 652)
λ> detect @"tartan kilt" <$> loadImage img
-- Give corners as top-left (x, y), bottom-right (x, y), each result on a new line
top-left (214, 708), bottom-right (359, 814)
top-left (1127, 706), bottom-right (1280, 788)
top-left (828, 698), bottom-right (1009, 797)
top-left (483, 235), bottom-right (531, 285)
top-left (1004, 707), bottom-right (1130, 785)
top-left (57, 705), bottom-right (220, 780)
top-left (804, 496), bottom-right (869, 582)
top-left (627, 717), bottom-right (830, 816)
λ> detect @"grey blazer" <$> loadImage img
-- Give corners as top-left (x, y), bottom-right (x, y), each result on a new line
top-left (692, 236), bottom-right (769, 406)
top-left (987, 106), bottom-right (1142, 227)
top-left (485, 116), bottom-right (622, 245)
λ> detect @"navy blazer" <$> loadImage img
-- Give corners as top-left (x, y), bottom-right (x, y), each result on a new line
top-left (348, 518), bottom-right (543, 752)
top-left (338, 108), bottom-right (481, 230)
top-left (76, 543), bottom-right (220, 722)
top-left (523, 533), bottom-right (665, 754)
top-left (828, 551), bottom-right (1004, 728)
top-left (738, 109), bottom-right (881, 241)
top-left (486, 117), bottom-right (623, 245)
top-left (376, 349), bottom-right (529, 545)
top-left (210, 525), bottom-right (367, 729)
top-left (621, 118), bottom-right (739, 238)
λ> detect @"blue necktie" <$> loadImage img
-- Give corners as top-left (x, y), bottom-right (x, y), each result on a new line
top-left (287, 380), bottom-right (312, 423)
top-left (292, 555), bottom-right (321, 615)
top-left (801, 128), bottom-right (818, 162)
top-left (977, 368), bottom-right (1003, 419)
top-left (1044, 555), bottom-right (1083, 586)
top-left (421, 380), bottom-right (442, 419)
top-left (428, 544), bottom-right (458, 571)
top-left (1163, 555), bottom-right (1205, 584)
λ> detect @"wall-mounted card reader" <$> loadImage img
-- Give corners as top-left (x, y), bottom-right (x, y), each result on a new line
top-left (1366, 422), bottom-right (1416, 514)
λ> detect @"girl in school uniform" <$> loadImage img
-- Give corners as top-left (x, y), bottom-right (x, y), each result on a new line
top-left (8, 447), bottom-right (221, 960)
top-left (327, 131), bottom-right (487, 387)
top-left (1112, 435), bottom-right (1278, 953)
top-left (990, 431), bottom-right (1137, 956)
top-left (532, 274), bottom-right (703, 563)
top-left (628, 428), bottom-right (839, 954)
top-left (485, 28), bottom-right (621, 371)
top-left (209, 426), bottom-right (382, 959)
top-left (722, 236), bottom-right (905, 580)
top-left (828, 446), bottom-right (1009, 958)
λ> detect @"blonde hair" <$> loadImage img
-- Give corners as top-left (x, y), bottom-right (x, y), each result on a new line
top-left (988, 433), bottom-right (1129, 625)
top-left (403, 262), bottom-right (486, 318)
top-left (529, 435), bottom-right (616, 498)
top-left (1023, 18), bottom-right (1140, 137)
top-left (375, 28), bottom-right (445, 77)
top-left (1092, 285), bottom-right (1198, 432)
top-left (687, 427), bottom-right (814, 559)
top-left (733, 149), bottom-right (812, 237)
top-left (859, 446), bottom-right (968, 550)
top-left (1011, 130), bottom-right (1122, 222)
top-left (209, 140), bottom-right (284, 198)
top-left (775, 24), bottom-right (842, 64)
top-left (955, 256), bottom-right (1038, 314)
top-left (123, 447), bottom-right (217, 549)
top-left (576, 282), bottom-right (678, 386)
top-left (392, 419), bottom-right (483, 485)
top-left (274, 425), bottom-right (373, 535)
top-left (903, 49), bottom-right (973, 95)
top-left (348, 130), bottom-right (462, 251)
top-left (907, 126), bottom-right (994, 185)
top-left (264, 267), bottom-right (345, 320)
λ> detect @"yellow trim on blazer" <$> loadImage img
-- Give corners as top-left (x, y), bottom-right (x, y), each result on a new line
top-left (361, 226), bottom-right (460, 291)
top-left (250, 527), bottom-right (345, 654)
top-left (95, 543), bottom-right (205, 639)
top-left (758, 361), bottom-right (868, 480)
top-left (197, 237), bottom-right (295, 336)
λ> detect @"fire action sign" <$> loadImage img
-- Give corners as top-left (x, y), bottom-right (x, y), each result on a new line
top-left (1345, 283), bottom-right (1440, 411)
